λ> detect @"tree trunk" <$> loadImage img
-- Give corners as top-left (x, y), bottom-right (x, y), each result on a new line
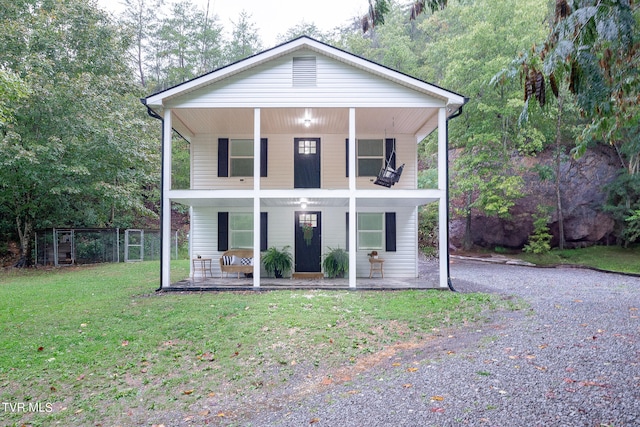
top-left (462, 193), bottom-right (473, 251)
top-left (555, 93), bottom-right (565, 250)
top-left (15, 215), bottom-right (34, 267)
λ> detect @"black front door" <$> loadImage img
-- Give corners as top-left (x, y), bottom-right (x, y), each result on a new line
top-left (294, 138), bottom-right (321, 188)
top-left (295, 211), bottom-right (321, 272)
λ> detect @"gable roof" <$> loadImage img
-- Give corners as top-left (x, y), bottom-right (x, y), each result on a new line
top-left (143, 36), bottom-right (466, 111)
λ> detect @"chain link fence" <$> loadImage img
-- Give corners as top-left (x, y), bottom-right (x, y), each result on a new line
top-left (34, 228), bottom-right (180, 266)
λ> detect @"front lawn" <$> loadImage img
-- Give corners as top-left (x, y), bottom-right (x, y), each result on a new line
top-left (0, 261), bottom-right (518, 426)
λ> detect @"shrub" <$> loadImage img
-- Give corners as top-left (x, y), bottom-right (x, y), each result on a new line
top-left (523, 206), bottom-right (552, 255)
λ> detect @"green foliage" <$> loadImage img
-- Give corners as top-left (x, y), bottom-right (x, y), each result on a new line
top-left (418, 204), bottom-right (439, 256)
top-left (261, 246), bottom-right (293, 277)
top-left (520, 0), bottom-right (639, 179)
top-left (523, 205), bottom-right (553, 255)
top-left (624, 209), bottom-right (640, 244)
top-left (322, 247), bottom-right (349, 278)
top-left (0, 69), bottom-right (29, 128)
top-left (603, 171), bottom-right (640, 246)
top-left (0, 0), bottom-right (159, 263)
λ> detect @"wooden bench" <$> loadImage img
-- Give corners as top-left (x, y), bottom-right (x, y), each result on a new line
top-left (219, 249), bottom-right (255, 278)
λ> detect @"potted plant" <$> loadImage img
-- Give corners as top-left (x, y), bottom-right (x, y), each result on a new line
top-left (322, 247), bottom-right (349, 278)
top-left (367, 250), bottom-right (378, 259)
top-left (261, 246), bottom-right (293, 278)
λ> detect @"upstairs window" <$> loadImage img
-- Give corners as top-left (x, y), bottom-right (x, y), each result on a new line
top-left (230, 139), bottom-right (253, 177)
top-left (218, 138), bottom-right (268, 178)
top-left (357, 139), bottom-right (384, 177)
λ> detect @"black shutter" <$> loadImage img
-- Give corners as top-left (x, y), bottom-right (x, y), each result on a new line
top-left (385, 138), bottom-right (396, 170)
top-left (345, 138), bottom-right (349, 177)
top-left (385, 212), bottom-right (396, 252)
top-left (218, 138), bottom-right (229, 177)
top-left (260, 138), bottom-right (268, 177)
top-left (218, 212), bottom-right (229, 251)
top-left (260, 212), bottom-right (268, 251)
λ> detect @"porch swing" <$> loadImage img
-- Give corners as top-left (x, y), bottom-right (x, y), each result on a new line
top-left (373, 123), bottom-right (404, 188)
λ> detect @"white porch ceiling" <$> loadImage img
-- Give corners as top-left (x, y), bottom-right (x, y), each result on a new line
top-left (170, 190), bottom-right (441, 208)
top-left (171, 107), bottom-right (440, 138)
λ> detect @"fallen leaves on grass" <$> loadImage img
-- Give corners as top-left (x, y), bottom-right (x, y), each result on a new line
top-left (403, 383), bottom-right (413, 388)
top-left (406, 367), bottom-right (418, 372)
top-left (197, 352), bottom-right (215, 361)
top-left (310, 418), bottom-right (320, 424)
top-left (182, 389), bottom-right (194, 395)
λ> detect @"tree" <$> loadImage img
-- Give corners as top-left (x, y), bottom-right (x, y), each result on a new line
top-left (149, 0), bottom-right (223, 89)
top-left (415, 0), bottom-right (548, 249)
top-left (120, 0), bottom-right (165, 87)
top-left (276, 22), bottom-right (331, 44)
top-left (0, 0), bottom-right (158, 266)
top-left (360, 0), bottom-right (448, 33)
top-left (512, 0), bottom-right (639, 247)
top-left (224, 10), bottom-right (263, 64)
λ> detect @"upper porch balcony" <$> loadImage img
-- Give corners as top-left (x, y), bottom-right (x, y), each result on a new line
top-left (168, 107), bottom-right (444, 193)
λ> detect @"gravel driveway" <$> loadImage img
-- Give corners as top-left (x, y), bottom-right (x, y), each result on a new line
top-left (241, 260), bottom-right (640, 426)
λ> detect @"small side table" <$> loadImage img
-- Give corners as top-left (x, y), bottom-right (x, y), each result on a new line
top-left (369, 257), bottom-right (384, 278)
top-left (192, 258), bottom-right (213, 278)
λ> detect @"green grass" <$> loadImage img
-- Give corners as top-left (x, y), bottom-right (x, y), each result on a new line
top-left (0, 261), bottom-right (517, 426)
top-left (516, 245), bottom-right (640, 274)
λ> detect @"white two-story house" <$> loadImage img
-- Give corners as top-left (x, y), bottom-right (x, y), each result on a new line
top-left (142, 37), bottom-right (466, 290)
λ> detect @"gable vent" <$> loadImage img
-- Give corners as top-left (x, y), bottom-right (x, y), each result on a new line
top-left (293, 57), bottom-right (316, 87)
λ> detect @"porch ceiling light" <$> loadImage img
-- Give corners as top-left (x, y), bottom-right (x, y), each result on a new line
top-left (304, 118), bottom-right (311, 127)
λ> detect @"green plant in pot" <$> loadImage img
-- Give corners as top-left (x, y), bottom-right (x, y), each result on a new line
top-left (322, 247), bottom-right (349, 278)
top-left (261, 246), bottom-right (293, 278)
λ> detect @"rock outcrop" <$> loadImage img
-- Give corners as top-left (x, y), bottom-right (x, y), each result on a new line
top-left (449, 144), bottom-right (620, 250)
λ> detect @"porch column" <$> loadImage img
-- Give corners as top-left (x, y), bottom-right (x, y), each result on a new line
top-left (437, 107), bottom-right (448, 288)
top-left (253, 108), bottom-right (261, 288)
top-left (348, 107), bottom-right (357, 288)
top-left (161, 108), bottom-right (173, 289)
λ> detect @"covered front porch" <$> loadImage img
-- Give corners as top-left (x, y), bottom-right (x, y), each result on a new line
top-left (168, 257), bottom-right (441, 291)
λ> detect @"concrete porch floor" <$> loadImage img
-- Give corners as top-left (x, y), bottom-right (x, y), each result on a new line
top-left (167, 273), bottom-right (442, 291)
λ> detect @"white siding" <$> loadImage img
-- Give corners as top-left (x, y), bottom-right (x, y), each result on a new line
top-left (191, 205), bottom-right (417, 279)
top-left (191, 132), bottom-right (417, 190)
top-left (190, 206), bottom-right (217, 278)
top-left (191, 206), bottom-right (256, 278)
top-left (191, 134), bottom-right (255, 190)
top-left (168, 51), bottom-right (446, 109)
top-left (355, 207), bottom-right (418, 278)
